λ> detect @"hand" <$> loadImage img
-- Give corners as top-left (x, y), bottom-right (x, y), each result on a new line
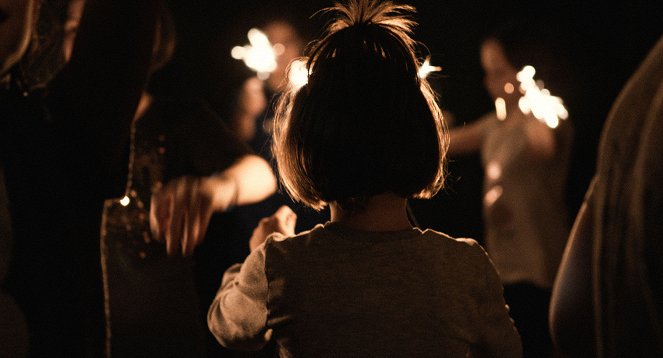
top-left (249, 206), bottom-right (297, 251)
top-left (150, 175), bottom-right (236, 256)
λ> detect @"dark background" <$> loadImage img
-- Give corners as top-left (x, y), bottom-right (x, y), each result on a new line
top-left (152, 0), bottom-right (662, 242)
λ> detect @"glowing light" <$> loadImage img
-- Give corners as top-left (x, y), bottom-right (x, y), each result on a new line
top-left (119, 195), bottom-right (130, 206)
top-left (287, 59), bottom-right (309, 90)
top-left (484, 185), bottom-right (503, 207)
top-left (517, 65), bottom-right (536, 82)
top-left (486, 161), bottom-right (502, 180)
top-left (495, 97), bottom-right (507, 120)
top-left (273, 43), bottom-right (285, 56)
top-left (504, 82), bottom-right (515, 94)
top-left (231, 28), bottom-right (280, 80)
top-left (418, 57), bottom-right (442, 79)
top-left (515, 65), bottom-right (568, 129)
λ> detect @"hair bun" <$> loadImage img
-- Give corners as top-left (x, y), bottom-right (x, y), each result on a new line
top-left (306, 0), bottom-right (422, 85)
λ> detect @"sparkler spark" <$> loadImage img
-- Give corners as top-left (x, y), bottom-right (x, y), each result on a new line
top-left (232, 28), bottom-right (309, 89)
top-left (515, 65), bottom-right (568, 128)
top-left (288, 56), bottom-right (442, 90)
top-left (287, 59), bottom-right (309, 90)
top-left (232, 28), bottom-right (281, 80)
top-left (418, 57), bottom-right (442, 79)
top-left (119, 195), bottom-right (130, 207)
top-left (495, 97), bottom-right (507, 120)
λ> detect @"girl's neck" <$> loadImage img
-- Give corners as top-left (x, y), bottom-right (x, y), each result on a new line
top-left (330, 193), bottom-right (413, 232)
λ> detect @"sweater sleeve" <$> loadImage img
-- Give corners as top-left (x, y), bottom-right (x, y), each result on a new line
top-left (472, 242), bottom-right (523, 358)
top-left (207, 243), bottom-right (271, 351)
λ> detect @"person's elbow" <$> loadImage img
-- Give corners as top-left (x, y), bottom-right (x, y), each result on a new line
top-left (207, 299), bottom-right (271, 351)
top-left (257, 157), bottom-right (278, 196)
top-left (243, 154), bottom-right (278, 200)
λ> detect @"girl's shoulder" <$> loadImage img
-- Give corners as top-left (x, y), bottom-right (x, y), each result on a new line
top-left (419, 227), bottom-right (480, 247)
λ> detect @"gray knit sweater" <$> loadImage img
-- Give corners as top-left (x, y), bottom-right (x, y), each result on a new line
top-left (208, 223), bottom-right (522, 357)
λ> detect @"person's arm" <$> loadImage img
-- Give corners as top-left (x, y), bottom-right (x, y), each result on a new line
top-left (447, 115), bottom-right (489, 156)
top-left (207, 208), bottom-right (296, 350)
top-left (216, 154), bottom-right (278, 208)
top-left (524, 116), bottom-right (557, 160)
top-left (207, 241), bottom-right (272, 351)
top-left (49, 0), bottom-right (160, 195)
top-left (150, 154), bottom-right (277, 256)
top-left (549, 181), bottom-right (597, 357)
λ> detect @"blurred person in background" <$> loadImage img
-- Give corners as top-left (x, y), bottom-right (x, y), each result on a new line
top-left (228, 15), bottom-right (330, 262)
top-left (446, 19), bottom-right (574, 357)
top-left (550, 35), bottom-right (663, 358)
top-left (62, 0), bottom-right (276, 356)
top-left (1, 0), bottom-right (160, 355)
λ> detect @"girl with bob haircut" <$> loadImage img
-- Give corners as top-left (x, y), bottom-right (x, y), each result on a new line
top-left (208, 1), bottom-right (522, 356)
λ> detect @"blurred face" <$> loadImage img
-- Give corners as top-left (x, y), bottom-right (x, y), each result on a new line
top-left (480, 38), bottom-right (519, 106)
top-left (0, 0), bottom-right (37, 79)
top-left (63, 0), bottom-right (85, 62)
top-left (264, 21), bottom-right (303, 92)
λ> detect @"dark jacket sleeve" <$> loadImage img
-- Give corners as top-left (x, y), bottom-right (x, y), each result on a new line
top-left (46, 0), bottom-right (160, 198)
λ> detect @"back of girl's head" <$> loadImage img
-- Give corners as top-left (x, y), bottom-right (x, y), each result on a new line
top-left (273, 0), bottom-right (447, 211)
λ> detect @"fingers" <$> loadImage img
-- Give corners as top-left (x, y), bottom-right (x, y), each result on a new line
top-left (152, 176), bottom-right (217, 257)
top-left (249, 206), bottom-right (297, 251)
top-left (273, 205), bottom-right (295, 220)
top-left (149, 190), bottom-right (172, 242)
top-left (150, 176), bottom-right (246, 256)
top-left (149, 193), bottom-right (163, 239)
top-left (168, 177), bottom-right (190, 255)
top-left (182, 189), bottom-right (213, 257)
top-left (249, 217), bottom-right (274, 251)
top-left (274, 205), bottom-right (297, 236)
top-left (183, 178), bottom-right (201, 256)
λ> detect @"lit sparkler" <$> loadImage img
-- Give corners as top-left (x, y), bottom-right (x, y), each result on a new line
top-left (231, 28), bottom-right (284, 80)
top-left (232, 28), bottom-right (310, 89)
top-left (418, 57), bottom-right (442, 79)
top-left (495, 97), bottom-right (507, 121)
top-left (287, 59), bottom-right (309, 90)
top-left (288, 55), bottom-right (441, 90)
top-left (119, 195), bottom-right (130, 206)
top-left (233, 31), bottom-right (442, 89)
top-left (515, 65), bottom-right (568, 128)
top-left (492, 66), bottom-right (568, 128)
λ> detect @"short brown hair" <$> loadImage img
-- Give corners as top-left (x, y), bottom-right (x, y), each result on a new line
top-left (272, 0), bottom-right (448, 211)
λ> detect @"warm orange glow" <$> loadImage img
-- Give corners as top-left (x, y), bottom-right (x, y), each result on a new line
top-left (504, 82), bottom-right (515, 94)
top-left (119, 195), bottom-right (130, 207)
top-left (516, 65), bottom-right (568, 129)
top-left (487, 161), bottom-right (502, 180)
top-left (495, 97), bottom-right (507, 120)
top-left (417, 57), bottom-right (442, 79)
top-left (287, 59), bottom-right (309, 90)
top-left (484, 186), bottom-right (503, 207)
top-left (232, 28), bottom-right (280, 80)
